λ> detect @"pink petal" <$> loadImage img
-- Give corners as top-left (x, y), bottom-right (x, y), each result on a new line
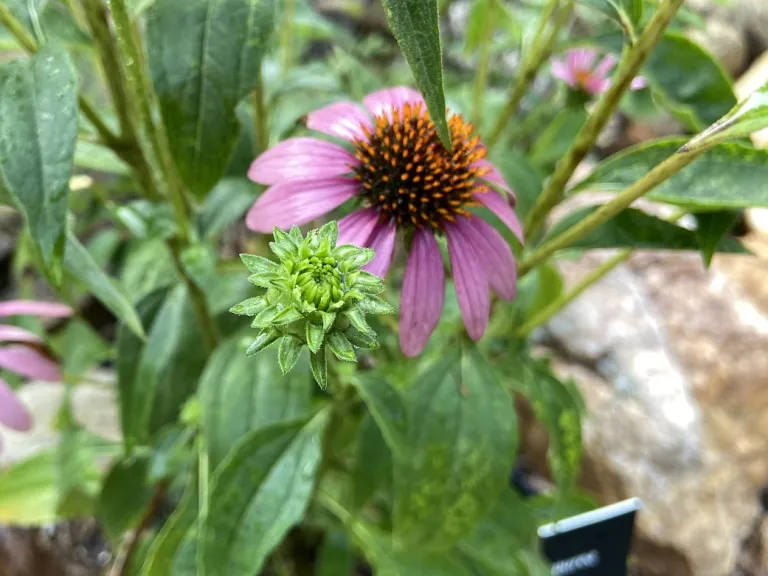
top-left (630, 76), bottom-right (647, 90)
top-left (306, 102), bottom-right (373, 142)
top-left (362, 219), bottom-right (397, 278)
top-left (245, 178), bottom-right (359, 232)
top-left (247, 137), bottom-right (358, 185)
top-left (445, 224), bottom-right (489, 342)
top-left (0, 325), bottom-right (43, 345)
top-left (399, 228), bottom-right (445, 357)
top-left (551, 59), bottom-right (576, 87)
top-left (363, 86), bottom-right (425, 121)
top-left (0, 300), bottom-right (72, 318)
top-left (0, 345), bottom-right (61, 382)
top-left (474, 189), bottom-right (524, 244)
top-left (568, 48), bottom-right (597, 73)
top-left (474, 158), bottom-right (516, 202)
top-left (594, 55), bottom-right (617, 78)
top-left (584, 76), bottom-right (610, 95)
top-left (337, 207), bottom-right (380, 247)
top-left (455, 217), bottom-right (517, 301)
top-left (0, 377), bottom-right (31, 431)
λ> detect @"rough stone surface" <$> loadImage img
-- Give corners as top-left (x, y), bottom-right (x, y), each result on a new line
top-left (687, 18), bottom-right (749, 76)
top-left (525, 245), bottom-right (768, 575)
top-left (687, 0), bottom-right (768, 52)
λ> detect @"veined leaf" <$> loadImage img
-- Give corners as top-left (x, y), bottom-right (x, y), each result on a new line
top-left (0, 45), bottom-right (78, 280)
top-left (141, 480), bottom-right (197, 576)
top-left (380, 0), bottom-right (451, 150)
top-left (146, 0), bottom-right (276, 198)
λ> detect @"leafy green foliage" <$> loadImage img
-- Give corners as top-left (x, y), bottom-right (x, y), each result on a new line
top-left (0, 45), bottom-right (78, 280)
top-left (98, 457), bottom-right (153, 542)
top-left (146, 0), bottom-right (276, 198)
top-left (572, 138), bottom-right (768, 208)
top-left (199, 334), bottom-right (312, 469)
top-left (201, 413), bottom-right (328, 575)
top-left (380, 0), bottom-right (451, 150)
top-left (393, 347), bottom-right (518, 550)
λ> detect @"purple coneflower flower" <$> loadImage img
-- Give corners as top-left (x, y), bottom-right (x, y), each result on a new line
top-left (246, 87), bottom-right (523, 356)
top-left (551, 48), bottom-right (646, 96)
top-left (0, 300), bottom-right (72, 434)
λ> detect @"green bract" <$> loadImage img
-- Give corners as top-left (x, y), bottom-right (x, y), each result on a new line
top-left (231, 222), bottom-right (394, 388)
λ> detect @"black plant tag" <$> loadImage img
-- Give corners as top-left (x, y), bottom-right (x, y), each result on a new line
top-left (538, 498), bottom-right (642, 575)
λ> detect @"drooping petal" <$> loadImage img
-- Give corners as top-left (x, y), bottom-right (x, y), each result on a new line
top-left (473, 158), bottom-right (516, 201)
top-left (0, 377), bottom-right (31, 431)
top-left (307, 102), bottom-right (373, 142)
top-left (0, 345), bottom-right (61, 382)
top-left (551, 58), bottom-right (576, 87)
top-left (0, 300), bottom-right (72, 318)
top-left (445, 224), bottom-right (489, 342)
top-left (630, 76), bottom-right (647, 90)
top-left (456, 217), bottom-right (517, 301)
top-left (399, 229), bottom-right (445, 357)
top-left (337, 207), bottom-right (380, 247)
top-left (363, 86), bottom-right (425, 120)
top-left (362, 219), bottom-right (397, 278)
top-left (246, 178), bottom-right (359, 232)
top-left (594, 54), bottom-right (617, 79)
top-left (247, 137), bottom-right (358, 185)
top-left (0, 325), bottom-right (43, 345)
top-left (474, 189), bottom-right (524, 243)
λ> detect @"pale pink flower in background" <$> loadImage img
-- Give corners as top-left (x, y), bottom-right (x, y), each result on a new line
top-left (0, 300), bottom-right (72, 433)
top-left (246, 87), bottom-right (523, 356)
top-left (551, 48), bottom-right (647, 96)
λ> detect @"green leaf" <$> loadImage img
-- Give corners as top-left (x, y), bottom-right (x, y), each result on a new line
top-left (4, 0), bottom-right (48, 36)
top-left (229, 296), bottom-right (267, 316)
top-left (141, 480), bottom-right (197, 576)
top-left (119, 285), bottom-right (208, 447)
top-left (571, 138), bottom-right (768, 209)
top-left (546, 206), bottom-right (748, 254)
top-left (272, 305), bottom-right (303, 325)
top-left (201, 413), bottom-right (329, 575)
top-left (505, 356), bottom-right (583, 493)
top-left (643, 32), bottom-right (736, 130)
top-left (49, 319), bottom-right (111, 380)
top-left (457, 488), bottom-right (540, 575)
top-left (306, 321), bottom-right (325, 353)
top-left (380, 0), bottom-right (451, 150)
top-left (65, 232), bottom-right (146, 339)
top-left (55, 427), bottom-right (102, 517)
top-left (351, 375), bottom-right (408, 456)
top-left (198, 178), bottom-right (258, 238)
top-left (310, 346), bottom-right (328, 389)
top-left (513, 263), bottom-right (563, 325)
top-left (246, 328), bottom-right (280, 355)
top-left (488, 149), bottom-right (543, 220)
top-left (0, 452), bottom-right (58, 525)
top-left (200, 335), bottom-right (311, 469)
top-left (344, 326), bottom-right (379, 350)
top-left (694, 210), bottom-right (741, 267)
top-left (98, 457), bottom-right (152, 542)
top-left (75, 140), bottom-right (130, 174)
top-left (278, 335), bottom-right (304, 374)
top-left (327, 331), bottom-right (356, 362)
top-left (0, 45), bottom-right (78, 279)
top-left (358, 295), bottom-right (396, 315)
top-left (317, 530), bottom-right (356, 576)
top-left (580, 0), bottom-right (641, 39)
top-left (465, 0), bottom-right (492, 53)
top-left (351, 413), bottom-right (393, 511)
top-left (343, 308), bottom-right (373, 335)
top-left (393, 347), bottom-right (518, 550)
top-left (146, 0), bottom-right (276, 197)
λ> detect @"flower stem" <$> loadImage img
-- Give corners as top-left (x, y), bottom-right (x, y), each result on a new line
top-left (472, 0), bottom-right (495, 127)
top-left (280, 0), bottom-right (295, 77)
top-left (0, 2), bottom-right (122, 148)
top-left (251, 68), bottom-right (269, 155)
top-left (523, 0), bottom-right (685, 238)
top-left (518, 146), bottom-right (706, 276)
top-left (486, 0), bottom-right (571, 147)
top-left (516, 249), bottom-right (631, 336)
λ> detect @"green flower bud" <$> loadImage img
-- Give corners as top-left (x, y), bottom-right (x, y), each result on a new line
top-left (231, 222), bottom-right (391, 389)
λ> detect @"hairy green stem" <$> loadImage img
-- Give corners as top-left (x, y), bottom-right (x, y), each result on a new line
top-left (251, 69), bottom-right (269, 155)
top-left (516, 249), bottom-right (630, 336)
top-left (523, 0), bottom-right (685, 237)
top-left (280, 0), bottom-right (295, 76)
top-left (487, 0), bottom-right (570, 147)
top-left (518, 147), bottom-right (705, 276)
top-left (472, 0), bottom-right (495, 127)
